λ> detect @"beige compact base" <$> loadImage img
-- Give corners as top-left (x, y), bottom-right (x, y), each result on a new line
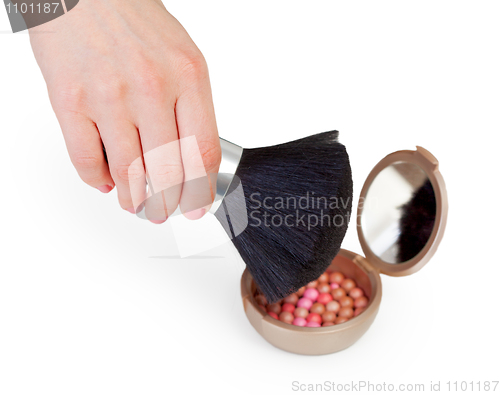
top-left (241, 249), bottom-right (382, 355)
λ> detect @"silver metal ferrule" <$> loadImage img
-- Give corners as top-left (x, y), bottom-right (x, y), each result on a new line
top-left (209, 138), bottom-right (243, 214)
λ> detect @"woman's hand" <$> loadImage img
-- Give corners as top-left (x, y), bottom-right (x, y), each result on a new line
top-left (30, 0), bottom-right (220, 223)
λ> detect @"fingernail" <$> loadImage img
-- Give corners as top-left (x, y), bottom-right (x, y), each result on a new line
top-left (97, 185), bottom-right (113, 193)
top-left (150, 219), bottom-right (167, 224)
top-left (125, 208), bottom-right (135, 214)
top-left (184, 208), bottom-right (206, 221)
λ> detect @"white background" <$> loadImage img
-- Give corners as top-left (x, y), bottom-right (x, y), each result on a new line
top-left (1, 1), bottom-right (499, 394)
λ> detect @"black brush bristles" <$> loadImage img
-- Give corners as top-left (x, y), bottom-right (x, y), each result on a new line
top-left (398, 179), bottom-right (436, 263)
top-left (215, 131), bottom-right (353, 303)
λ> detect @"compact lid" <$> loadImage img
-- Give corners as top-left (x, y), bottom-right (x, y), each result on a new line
top-left (356, 147), bottom-right (448, 276)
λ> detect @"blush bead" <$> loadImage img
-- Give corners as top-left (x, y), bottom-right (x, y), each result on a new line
top-left (338, 306), bottom-right (354, 318)
top-left (322, 311), bottom-right (336, 323)
top-left (332, 287), bottom-right (347, 301)
top-left (306, 313), bottom-right (322, 324)
top-left (335, 316), bottom-right (349, 324)
top-left (329, 272), bottom-right (345, 284)
top-left (322, 322), bottom-right (335, 327)
top-left (306, 321), bottom-right (321, 328)
top-left (303, 288), bottom-right (319, 302)
top-left (268, 312), bottom-right (279, 320)
top-left (310, 302), bottom-right (326, 315)
top-left (282, 303), bottom-right (296, 314)
top-left (283, 293), bottom-right (299, 305)
top-left (330, 283), bottom-right (340, 290)
top-left (318, 273), bottom-right (329, 283)
top-left (317, 283), bottom-right (331, 294)
top-left (317, 293), bottom-right (333, 305)
top-left (341, 278), bottom-right (356, 293)
top-left (307, 280), bottom-right (319, 288)
top-left (296, 286), bottom-right (306, 297)
top-left (349, 287), bottom-right (364, 299)
top-left (339, 296), bottom-right (354, 309)
top-left (255, 294), bottom-right (268, 306)
top-left (326, 300), bottom-right (341, 313)
top-left (354, 296), bottom-right (368, 309)
top-left (279, 311), bottom-right (294, 324)
top-left (354, 307), bottom-right (366, 317)
top-left (297, 297), bottom-right (313, 310)
top-left (294, 307), bottom-right (309, 319)
top-left (292, 317), bottom-right (307, 327)
top-left (267, 303), bottom-right (281, 315)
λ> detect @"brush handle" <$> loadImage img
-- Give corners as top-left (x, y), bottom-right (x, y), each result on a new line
top-left (209, 138), bottom-right (243, 214)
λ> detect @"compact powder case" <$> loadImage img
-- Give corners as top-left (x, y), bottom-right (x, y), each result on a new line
top-left (240, 146), bottom-right (448, 355)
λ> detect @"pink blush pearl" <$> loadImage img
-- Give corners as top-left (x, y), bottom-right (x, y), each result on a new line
top-left (317, 293), bottom-right (333, 305)
top-left (306, 313), bottom-right (322, 324)
top-left (330, 283), bottom-right (340, 290)
top-left (303, 288), bottom-right (319, 302)
top-left (268, 312), bottom-right (278, 320)
top-left (305, 321), bottom-right (321, 328)
top-left (292, 317), bottom-right (307, 327)
top-left (297, 297), bottom-right (313, 310)
top-left (282, 303), bottom-right (296, 314)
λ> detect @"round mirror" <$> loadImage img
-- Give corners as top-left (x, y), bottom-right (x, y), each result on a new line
top-left (361, 162), bottom-right (436, 264)
top-left (356, 147), bottom-right (447, 276)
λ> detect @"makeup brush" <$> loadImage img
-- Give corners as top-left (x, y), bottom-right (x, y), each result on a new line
top-left (211, 131), bottom-right (353, 303)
